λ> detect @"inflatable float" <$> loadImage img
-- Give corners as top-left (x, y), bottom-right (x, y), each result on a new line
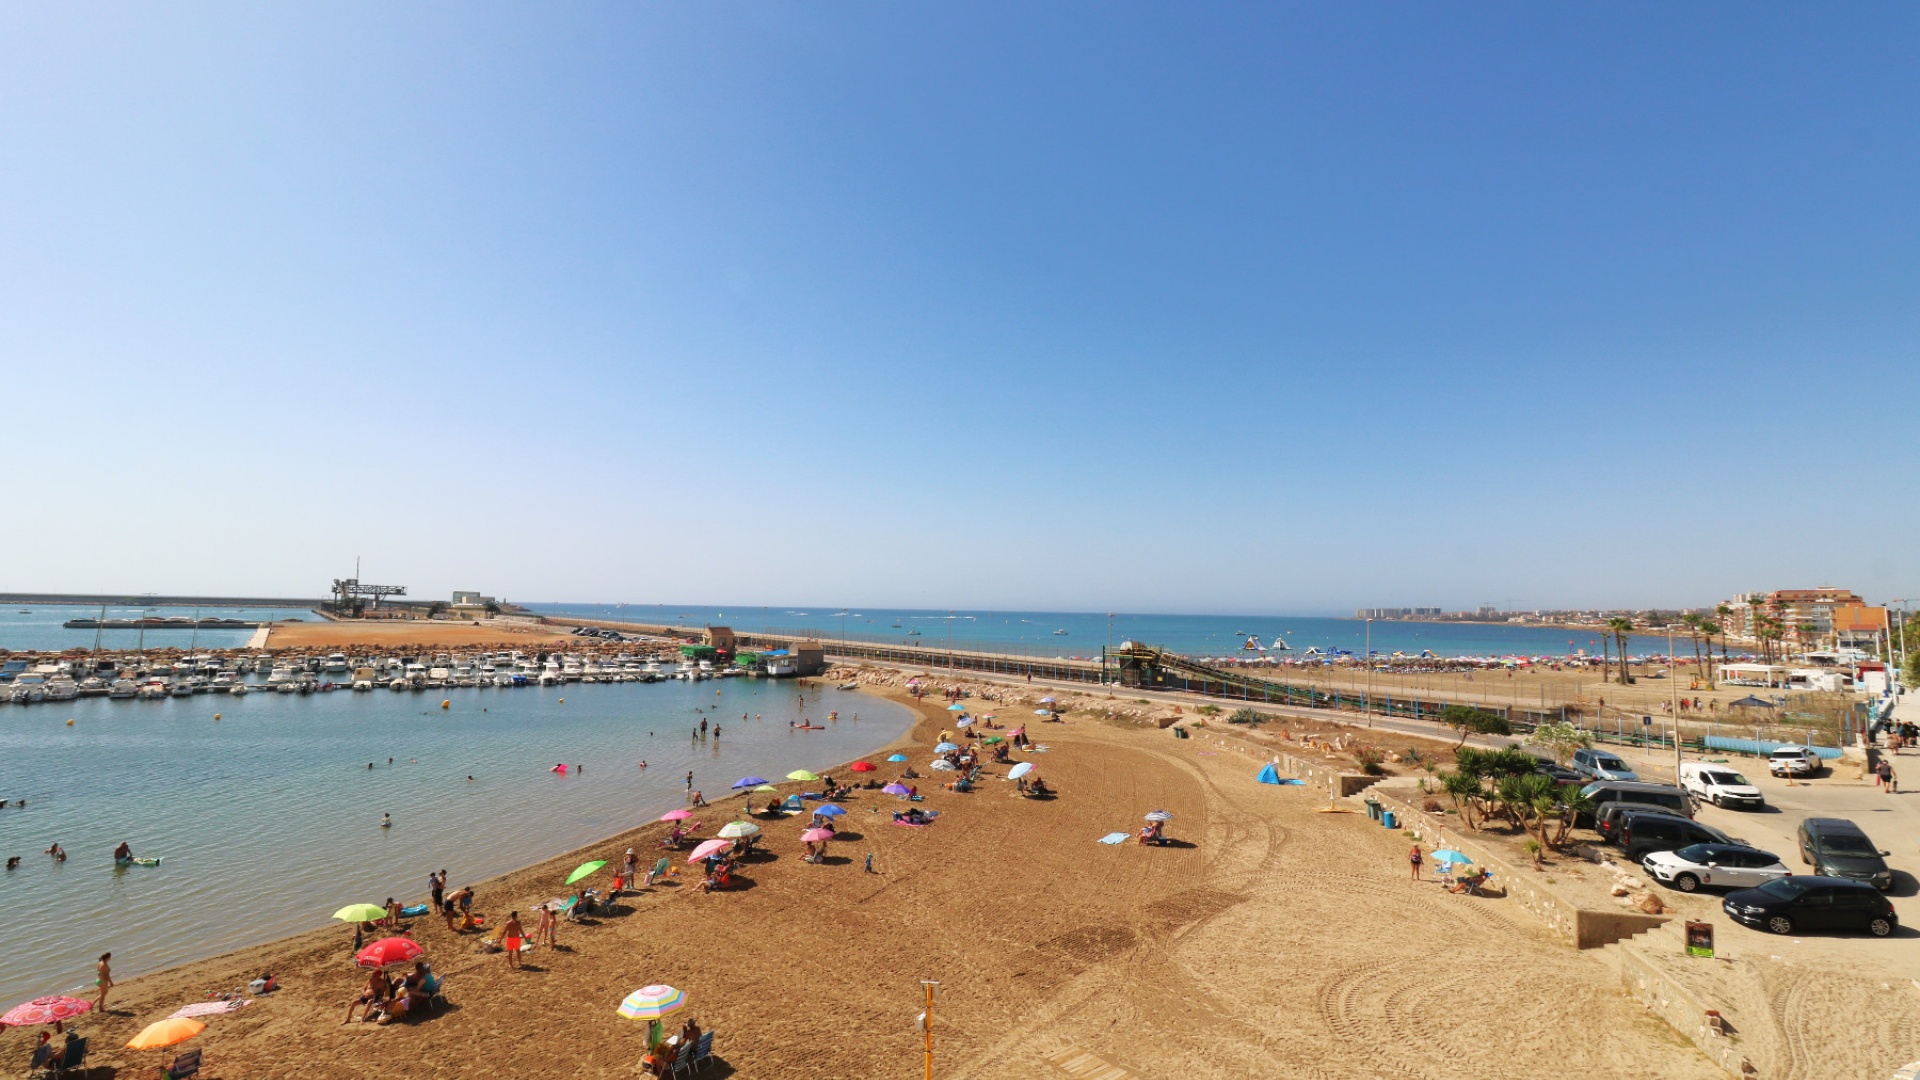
top-left (115, 857), bottom-right (163, 867)
top-left (399, 903), bottom-right (430, 917)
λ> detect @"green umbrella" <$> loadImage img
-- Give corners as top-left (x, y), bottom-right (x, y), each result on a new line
top-left (332, 903), bottom-right (388, 923)
top-left (752, 784), bottom-right (778, 792)
top-left (787, 770), bottom-right (819, 782)
top-left (566, 860), bottom-right (608, 885)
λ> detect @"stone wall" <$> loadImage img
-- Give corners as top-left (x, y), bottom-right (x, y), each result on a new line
top-left (1611, 938), bottom-right (1751, 1077)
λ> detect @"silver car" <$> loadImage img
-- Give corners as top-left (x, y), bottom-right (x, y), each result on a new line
top-left (1644, 843), bottom-right (1790, 893)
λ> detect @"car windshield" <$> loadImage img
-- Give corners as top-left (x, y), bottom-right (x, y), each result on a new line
top-left (1596, 756), bottom-right (1627, 769)
top-left (1704, 770), bottom-right (1749, 785)
top-left (1820, 834), bottom-right (1880, 858)
top-left (1673, 845), bottom-right (1715, 863)
top-left (1755, 878), bottom-right (1808, 900)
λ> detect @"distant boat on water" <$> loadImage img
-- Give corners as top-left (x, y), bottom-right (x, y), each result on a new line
top-left (1053, 629), bottom-right (1068, 636)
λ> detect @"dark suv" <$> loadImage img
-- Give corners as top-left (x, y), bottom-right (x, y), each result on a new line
top-left (1723, 876), bottom-right (1898, 936)
top-left (1580, 781), bottom-right (1692, 829)
top-left (1616, 809), bottom-right (1733, 862)
top-left (1797, 817), bottom-right (1893, 890)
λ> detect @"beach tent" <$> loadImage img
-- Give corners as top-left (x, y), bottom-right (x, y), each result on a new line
top-left (1256, 763), bottom-right (1282, 785)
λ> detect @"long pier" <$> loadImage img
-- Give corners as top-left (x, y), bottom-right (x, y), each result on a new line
top-left (0, 592), bottom-right (329, 608)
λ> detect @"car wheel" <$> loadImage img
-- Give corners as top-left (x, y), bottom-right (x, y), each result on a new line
top-left (1767, 915), bottom-right (1794, 935)
top-left (1674, 873), bottom-right (1701, 892)
top-left (1870, 917), bottom-right (1894, 937)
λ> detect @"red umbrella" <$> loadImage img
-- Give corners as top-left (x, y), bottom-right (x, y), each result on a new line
top-left (0, 996), bottom-right (92, 1027)
top-left (848, 761), bottom-right (876, 772)
top-left (355, 937), bottom-right (425, 970)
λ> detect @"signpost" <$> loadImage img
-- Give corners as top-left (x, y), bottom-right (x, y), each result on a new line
top-left (1686, 920), bottom-right (1714, 959)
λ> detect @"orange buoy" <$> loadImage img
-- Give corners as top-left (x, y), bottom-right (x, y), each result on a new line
top-left (441, 699), bottom-right (451, 710)
top-left (65, 718), bottom-right (75, 726)
top-left (214, 713), bottom-right (222, 720)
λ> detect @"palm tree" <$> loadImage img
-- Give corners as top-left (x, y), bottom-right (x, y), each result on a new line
top-left (1441, 771), bottom-right (1485, 830)
top-left (1696, 619), bottom-right (1720, 688)
top-left (1607, 617), bottom-right (1636, 684)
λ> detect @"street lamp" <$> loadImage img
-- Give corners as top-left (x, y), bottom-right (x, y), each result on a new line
top-left (1364, 618), bottom-right (1373, 727)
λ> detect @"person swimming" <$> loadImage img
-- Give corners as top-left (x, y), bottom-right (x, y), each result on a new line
top-left (380, 813), bottom-right (392, 829)
top-left (112, 842), bottom-right (130, 862)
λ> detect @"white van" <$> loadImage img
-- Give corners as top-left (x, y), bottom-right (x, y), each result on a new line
top-left (1679, 762), bottom-right (1764, 809)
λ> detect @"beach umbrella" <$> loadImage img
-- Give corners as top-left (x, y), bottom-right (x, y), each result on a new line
top-left (946, 703), bottom-right (966, 711)
top-left (955, 718), bottom-right (973, 728)
top-left (717, 821), bottom-right (760, 839)
top-left (0, 996), bottom-right (92, 1028)
top-left (849, 761), bottom-right (876, 772)
top-left (354, 937), bottom-right (425, 971)
top-left (618, 983), bottom-right (688, 1048)
top-left (982, 736), bottom-right (1004, 744)
top-left (929, 760), bottom-right (957, 772)
top-left (566, 860), bottom-right (607, 885)
top-left (331, 903), bottom-right (388, 924)
top-left (1430, 849), bottom-right (1471, 865)
top-left (787, 770), bottom-right (819, 782)
top-left (813, 804), bottom-right (846, 818)
top-left (882, 783), bottom-right (912, 795)
top-left (1007, 762), bottom-right (1034, 779)
top-left (127, 1017), bottom-right (203, 1050)
top-left (730, 776), bottom-right (769, 789)
top-left (1143, 810), bottom-right (1171, 822)
top-left (687, 839), bottom-right (733, 863)
top-left (752, 784), bottom-right (779, 792)
top-left (800, 828), bottom-right (834, 842)
top-left (1039, 697), bottom-right (1056, 704)
top-left (887, 754), bottom-right (909, 762)
top-left (934, 742), bottom-right (959, 752)
top-left (1729, 696), bottom-right (1775, 708)
top-left (659, 809), bottom-right (695, 822)
top-left (1034, 709), bottom-right (1052, 716)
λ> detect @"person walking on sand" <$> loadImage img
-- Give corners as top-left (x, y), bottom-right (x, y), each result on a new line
top-left (94, 953), bottom-right (113, 1010)
top-left (1409, 844), bottom-right (1424, 881)
top-left (501, 911), bottom-right (525, 969)
top-left (1880, 760), bottom-right (1897, 794)
top-left (535, 903), bottom-right (557, 948)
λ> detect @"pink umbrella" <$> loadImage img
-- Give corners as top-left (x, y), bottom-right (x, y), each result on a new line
top-left (659, 809), bottom-right (695, 822)
top-left (0, 996), bottom-right (92, 1027)
top-left (882, 783), bottom-right (911, 796)
top-left (687, 838), bottom-right (733, 863)
top-left (354, 937), bottom-right (425, 970)
top-left (800, 828), bottom-right (834, 842)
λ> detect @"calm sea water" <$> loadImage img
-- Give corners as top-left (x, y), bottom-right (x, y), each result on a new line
top-left (529, 603), bottom-right (1697, 660)
top-left (0, 679), bottom-right (912, 1004)
top-left (0, 604), bottom-right (305, 653)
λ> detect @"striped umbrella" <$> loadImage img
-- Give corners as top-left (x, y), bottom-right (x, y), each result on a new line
top-left (0, 996), bottom-right (92, 1027)
top-left (618, 984), bottom-right (687, 1020)
top-left (717, 821), bottom-right (760, 839)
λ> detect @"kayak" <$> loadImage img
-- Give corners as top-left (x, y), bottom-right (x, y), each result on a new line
top-left (115, 857), bottom-right (163, 867)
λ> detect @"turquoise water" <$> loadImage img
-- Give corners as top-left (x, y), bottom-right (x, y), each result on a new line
top-left (0, 679), bottom-right (912, 1004)
top-left (530, 603), bottom-right (1704, 660)
top-left (0, 605), bottom-right (305, 653)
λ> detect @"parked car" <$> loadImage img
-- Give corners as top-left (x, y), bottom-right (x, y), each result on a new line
top-left (1615, 809), bottom-right (1734, 862)
top-left (1723, 876), bottom-right (1897, 936)
top-left (1532, 763), bottom-right (1584, 786)
top-left (1797, 817), bottom-right (1893, 890)
top-left (1580, 780), bottom-right (1692, 829)
top-left (1768, 746), bottom-right (1819, 777)
top-left (1645, 843), bottom-right (1790, 893)
top-left (1679, 762), bottom-right (1765, 809)
top-left (1571, 748), bottom-right (1640, 782)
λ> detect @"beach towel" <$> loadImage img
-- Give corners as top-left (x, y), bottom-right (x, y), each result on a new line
top-left (892, 820), bottom-right (933, 828)
top-left (170, 1000), bottom-right (250, 1019)
top-left (1096, 833), bottom-right (1130, 845)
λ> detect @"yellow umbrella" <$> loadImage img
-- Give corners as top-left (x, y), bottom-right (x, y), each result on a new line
top-left (786, 770), bottom-right (818, 782)
top-left (332, 903), bottom-right (387, 923)
top-left (128, 1017), bottom-right (204, 1050)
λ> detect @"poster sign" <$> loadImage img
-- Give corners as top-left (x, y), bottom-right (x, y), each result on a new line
top-left (1685, 920), bottom-right (1714, 958)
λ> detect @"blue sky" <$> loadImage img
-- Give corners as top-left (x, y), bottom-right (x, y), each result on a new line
top-left (2, 4), bottom-right (1915, 613)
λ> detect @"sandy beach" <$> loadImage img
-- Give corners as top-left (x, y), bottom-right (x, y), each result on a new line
top-left (0, 670), bottom-right (1734, 1078)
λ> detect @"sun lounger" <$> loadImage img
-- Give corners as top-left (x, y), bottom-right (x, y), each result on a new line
top-left (163, 1048), bottom-right (201, 1079)
top-left (644, 857), bottom-right (671, 886)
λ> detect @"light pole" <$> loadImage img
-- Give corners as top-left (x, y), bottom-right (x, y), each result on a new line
top-left (1668, 627), bottom-right (1682, 783)
top-left (1364, 618), bottom-right (1373, 727)
top-left (1106, 612), bottom-right (1115, 688)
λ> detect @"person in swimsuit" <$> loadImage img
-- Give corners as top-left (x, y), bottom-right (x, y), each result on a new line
top-left (344, 968), bottom-right (390, 1024)
top-left (1409, 844), bottom-right (1424, 881)
top-left (94, 953), bottom-right (113, 1010)
top-left (500, 911), bottom-right (524, 969)
top-left (47, 843), bottom-right (66, 860)
top-left (112, 842), bottom-right (131, 863)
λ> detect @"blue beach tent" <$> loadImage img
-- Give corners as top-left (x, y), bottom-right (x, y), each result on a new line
top-left (1256, 763), bottom-right (1281, 785)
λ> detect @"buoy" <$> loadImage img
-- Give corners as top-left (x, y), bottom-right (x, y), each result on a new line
top-left (558, 697), bottom-right (565, 704)
top-left (441, 700), bottom-right (450, 710)
top-left (65, 718), bottom-right (74, 726)
top-left (214, 713), bottom-right (222, 720)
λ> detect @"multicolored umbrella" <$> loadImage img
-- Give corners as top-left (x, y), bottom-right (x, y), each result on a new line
top-left (354, 937), bottom-right (425, 970)
top-left (0, 996), bottom-right (92, 1027)
top-left (800, 828), bottom-right (834, 843)
top-left (331, 903), bottom-right (388, 924)
top-left (717, 821), bottom-right (760, 839)
top-left (848, 761), bottom-right (876, 772)
top-left (617, 984), bottom-right (687, 1020)
top-left (659, 809), bottom-right (695, 822)
top-left (688, 839), bottom-right (733, 863)
top-left (1007, 762), bottom-right (1034, 779)
top-left (127, 1017), bottom-right (203, 1050)
top-left (1144, 810), bottom-right (1171, 822)
top-left (566, 860), bottom-right (607, 885)
top-left (731, 776), bottom-right (769, 789)
top-left (787, 770), bottom-right (819, 782)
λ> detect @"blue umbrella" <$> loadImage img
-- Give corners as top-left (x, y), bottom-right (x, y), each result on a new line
top-left (946, 704), bottom-right (966, 712)
top-left (731, 776), bottom-right (769, 789)
top-left (934, 742), bottom-right (959, 752)
top-left (1430, 849), bottom-right (1471, 865)
top-left (813, 804), bottom-right (846, 818)
top-left (887, 754), bottom-right (909, 762)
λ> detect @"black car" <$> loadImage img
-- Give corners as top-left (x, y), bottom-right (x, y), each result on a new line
top-left (1722, 876), bottom-right (1898, 937)
top-left (1797, 817), bottom-right (1894, 890)
top-left (1616, 810), bottom-right (1734, 863)
top-left (1532, 763), bottom-right (1583, 786)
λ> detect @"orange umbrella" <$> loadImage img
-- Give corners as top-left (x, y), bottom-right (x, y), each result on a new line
top-left (127, 1016), bottom-right (204, 1050)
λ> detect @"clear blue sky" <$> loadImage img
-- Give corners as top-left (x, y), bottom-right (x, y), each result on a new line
top-left (3, 4), bottom-right (1915, 613)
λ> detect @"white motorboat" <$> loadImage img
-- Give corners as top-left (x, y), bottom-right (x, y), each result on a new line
top-left (229, 682), bottom-right (250, 696)
top-left (108, 679), bottom-right (139, 699)
top-left (324, 653), bottom-right (350, 673)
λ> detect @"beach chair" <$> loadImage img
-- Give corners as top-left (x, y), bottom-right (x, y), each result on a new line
top-left (423, 972), bottom-right (450, 1012)
top-left (46, 1036), bottom-right (86, 1079)
top-left (669, 1031), bottom-right (714, 1076)
top-left (162, 1048), bottom-right (202, 1079)
top-left (644, 857), bottom-right (670, 886)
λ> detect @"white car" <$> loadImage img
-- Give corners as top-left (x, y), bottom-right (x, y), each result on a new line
top-left (1680, 762), bottom-right (1765, 809)
top-left (1643, 843), bottom-right (1790, 893)
top-left (1768, 746), bottom-right (1818, 777)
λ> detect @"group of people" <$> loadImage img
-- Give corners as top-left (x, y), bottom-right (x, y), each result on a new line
top-left (641, 1016), bottom-right (704, 1076)
top-left (344, 961), bottom-right (439, 1025)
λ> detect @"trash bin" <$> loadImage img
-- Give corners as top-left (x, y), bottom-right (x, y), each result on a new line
top-left (1363, 799), bottom-right (1382, 821)
top-left (1381, 810), bottom-right (1397, 829)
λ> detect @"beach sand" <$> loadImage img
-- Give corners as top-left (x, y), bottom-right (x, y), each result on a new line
top-left (2, 682), bottom-right (1723, 1078)
top-left (263, 619), bottom-right (580, 650)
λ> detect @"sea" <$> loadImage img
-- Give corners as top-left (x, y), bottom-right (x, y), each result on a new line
top-left (0, 678), bottom-right (912, 1005)
top-left (526, 603), bottom-right (1698, 660)
top-left (0, 604), bottom-right (295, 654)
